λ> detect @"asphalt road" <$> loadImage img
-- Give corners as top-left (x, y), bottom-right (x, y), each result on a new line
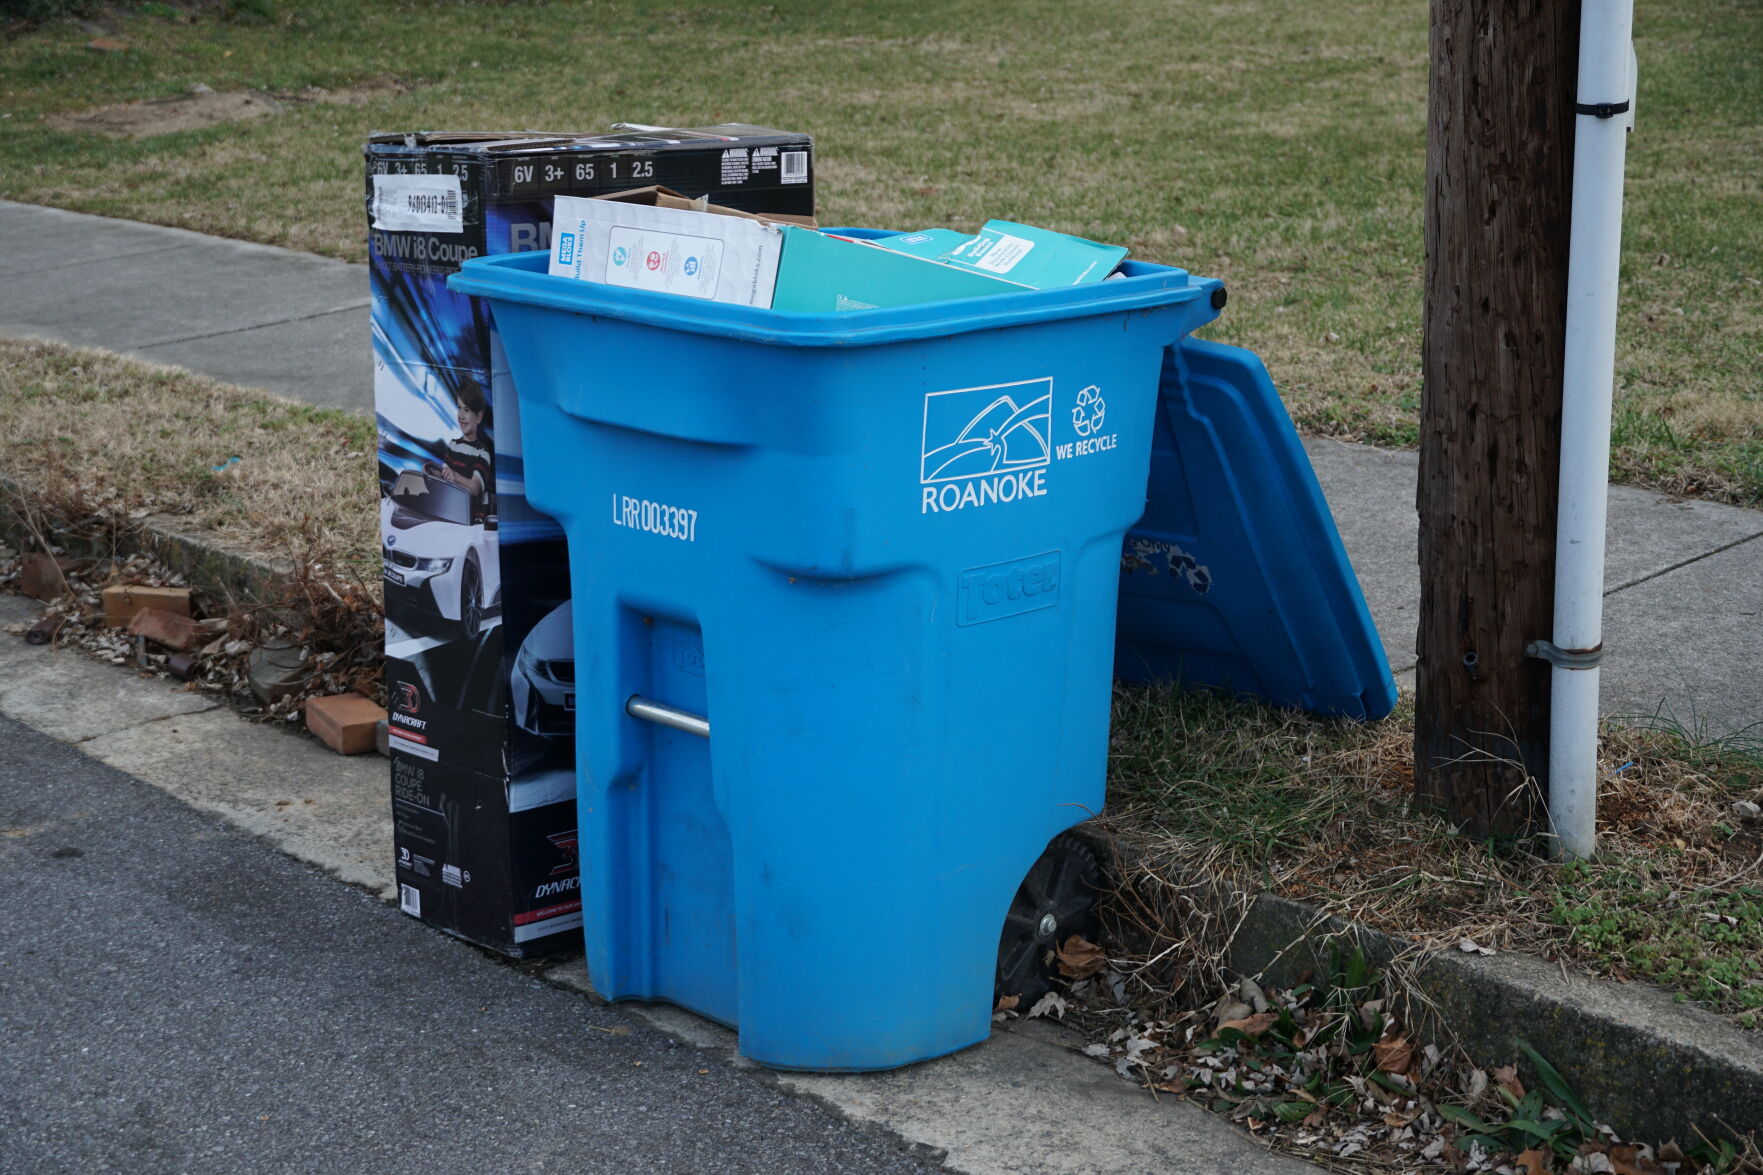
top-left (0, 714), bottom-right (936, 1175)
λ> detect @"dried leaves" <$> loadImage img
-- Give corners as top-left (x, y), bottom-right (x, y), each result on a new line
top-left (1217, 1011), bottom-right (1278, 1038)
top-left (1056, 934), bottom-right (1108, 980)
top-left (1373, 1034), bottom-right (1414, 1075)
top-left (1053, 942), bottom-right (1757, 1175)
top-left (1, 546), bottom-right (384, 718)
top-left (1517, 1149), bottom-right (1551, 1175)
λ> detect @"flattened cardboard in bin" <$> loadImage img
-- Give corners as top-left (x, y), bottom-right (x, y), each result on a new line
top-left (1115, 338), bottom-right (1397, 721)
top-left (548, 193), bottom-right (786, 306)
top-left (938, 220), bottom-right (1127, 288)
top-left (771, 227), bottom-right (1028, 313)
top-left (874, 228), bottom-right (974, 259)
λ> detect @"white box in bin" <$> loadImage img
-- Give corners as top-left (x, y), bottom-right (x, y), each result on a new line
top-left (548, 195), bottom-right (783, 307)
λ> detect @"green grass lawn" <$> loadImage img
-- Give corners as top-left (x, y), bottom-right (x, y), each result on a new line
top-left (3, 0), bottom-right (1760, 500)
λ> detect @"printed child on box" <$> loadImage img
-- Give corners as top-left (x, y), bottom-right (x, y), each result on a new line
top-left (437, 377), bottom-right (493, 524)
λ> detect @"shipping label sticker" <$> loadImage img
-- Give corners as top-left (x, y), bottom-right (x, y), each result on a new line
top-left (370, 173), bottom-right (465, 233)
top-left (971, 231), bottom-right (1035, 274)
top-left (602, 226), bottom-right (724, 300)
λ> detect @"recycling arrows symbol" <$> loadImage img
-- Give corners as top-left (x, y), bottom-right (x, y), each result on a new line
top-left (1071, 385), bottom-right (1106, 438)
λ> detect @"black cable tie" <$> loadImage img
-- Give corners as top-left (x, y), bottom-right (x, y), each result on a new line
top-left (1575, 100), bottom-right (1631, 119)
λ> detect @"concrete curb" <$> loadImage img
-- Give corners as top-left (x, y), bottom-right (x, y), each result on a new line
top-left (1, 474), bottom-right (291, 607)
top-left (1224, 889), bottom-right (1763, 1146)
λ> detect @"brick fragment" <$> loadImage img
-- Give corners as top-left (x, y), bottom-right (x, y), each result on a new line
top-left (26, 614), bottom-right (67, 646)
top-left (101, 584), bottom-right (191, 626)
top-left (305, 693), bottom-right (387, 756)
top-left (19, 553), bottom-right (81, 601)
top-left (129, 607), bottom-right (201, 651)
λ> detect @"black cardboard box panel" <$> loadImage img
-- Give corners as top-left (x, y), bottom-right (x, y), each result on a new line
top-left (392, 756), bottom-right (580, 956)
top-left (364, 123), bottom-right (815, 255)
top-left (371, 123), bottom-right (813, 956)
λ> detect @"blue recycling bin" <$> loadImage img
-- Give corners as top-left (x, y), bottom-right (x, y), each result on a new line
top-left (450, 245), bottom-right (1223, 1071)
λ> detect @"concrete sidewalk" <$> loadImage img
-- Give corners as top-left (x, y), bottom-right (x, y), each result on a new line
top-left (0, 594), bottom-right (1312, 1175)
top-left (0, 200), bottom-right (368, 413)
top-left (2, 199), bottom-right (1759, 735)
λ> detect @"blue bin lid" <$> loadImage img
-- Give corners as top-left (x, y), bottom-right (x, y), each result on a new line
top-left (1115, 337), bottom-right (1398, 720)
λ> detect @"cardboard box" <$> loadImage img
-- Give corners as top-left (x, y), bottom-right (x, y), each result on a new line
top-left (937, 220), bottom-right (1127, 288)
top-left (871, 228), bottom-right (972, 260)
top-left (367, 123), bottom-right (813, 956)
top-left (548, 193), bottom-right (788, 306)
top-left (595, 183), bottom-right (818, 227)
top-left (770, 229), bottom-right (1027, 313)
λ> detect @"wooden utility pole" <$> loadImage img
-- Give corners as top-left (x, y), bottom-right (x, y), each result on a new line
top-left (1417, 0), bottom-right (1581, 838)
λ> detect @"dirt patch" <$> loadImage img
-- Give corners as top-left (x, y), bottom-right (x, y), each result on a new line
top-left (49, 88), bottom-right (285, 138)
top-left (286, 79), bottom-right (411, 107)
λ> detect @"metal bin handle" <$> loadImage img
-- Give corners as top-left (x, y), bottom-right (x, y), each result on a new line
top-left (624, 695), bottom-right (710, 739)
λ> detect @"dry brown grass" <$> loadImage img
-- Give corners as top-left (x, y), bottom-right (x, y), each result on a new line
top-left (0, 338), bottom-right (378, 572)
top-left (0, 338), bottom-right (385, 714)
top-left (1103, 684), bottom-right (1763, 1023)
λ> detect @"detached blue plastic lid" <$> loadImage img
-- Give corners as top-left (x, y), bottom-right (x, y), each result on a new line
top-left (1116, 338), bottom-right (1398, 721)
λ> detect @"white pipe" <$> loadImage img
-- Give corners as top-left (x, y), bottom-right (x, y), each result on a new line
top-left (1549, 0), bottom-right (1636, 861)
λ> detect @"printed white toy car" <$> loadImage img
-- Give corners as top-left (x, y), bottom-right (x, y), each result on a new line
top-left (380, 466), bottom-right (500, 639)
top-left (513, 601), bottom-right (574, 739)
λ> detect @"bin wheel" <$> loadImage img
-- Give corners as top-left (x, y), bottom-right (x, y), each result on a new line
top-left (459, 560), bottom-right (483, 639)
top-left (995, 830), bottom-right (1104, 1009)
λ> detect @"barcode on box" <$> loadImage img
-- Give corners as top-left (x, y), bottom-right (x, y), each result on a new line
top-left (400, 884), bottom-right (421, 916)
top-left (401, 189), bottom-right (459, 219)
top-left (370, 174), bottom-right (465, 233)
top-left (781, 150), bottom-right (808, 184)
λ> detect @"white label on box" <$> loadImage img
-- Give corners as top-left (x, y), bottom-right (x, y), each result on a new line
top-left (972, 232), bottom-right (1035, 274)
top-left (548, 194), bottom-right (781, 307)
top-left (370, 174), bottom-right (464, 233)
top-left (600, 227), bottom-right (725, 300)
